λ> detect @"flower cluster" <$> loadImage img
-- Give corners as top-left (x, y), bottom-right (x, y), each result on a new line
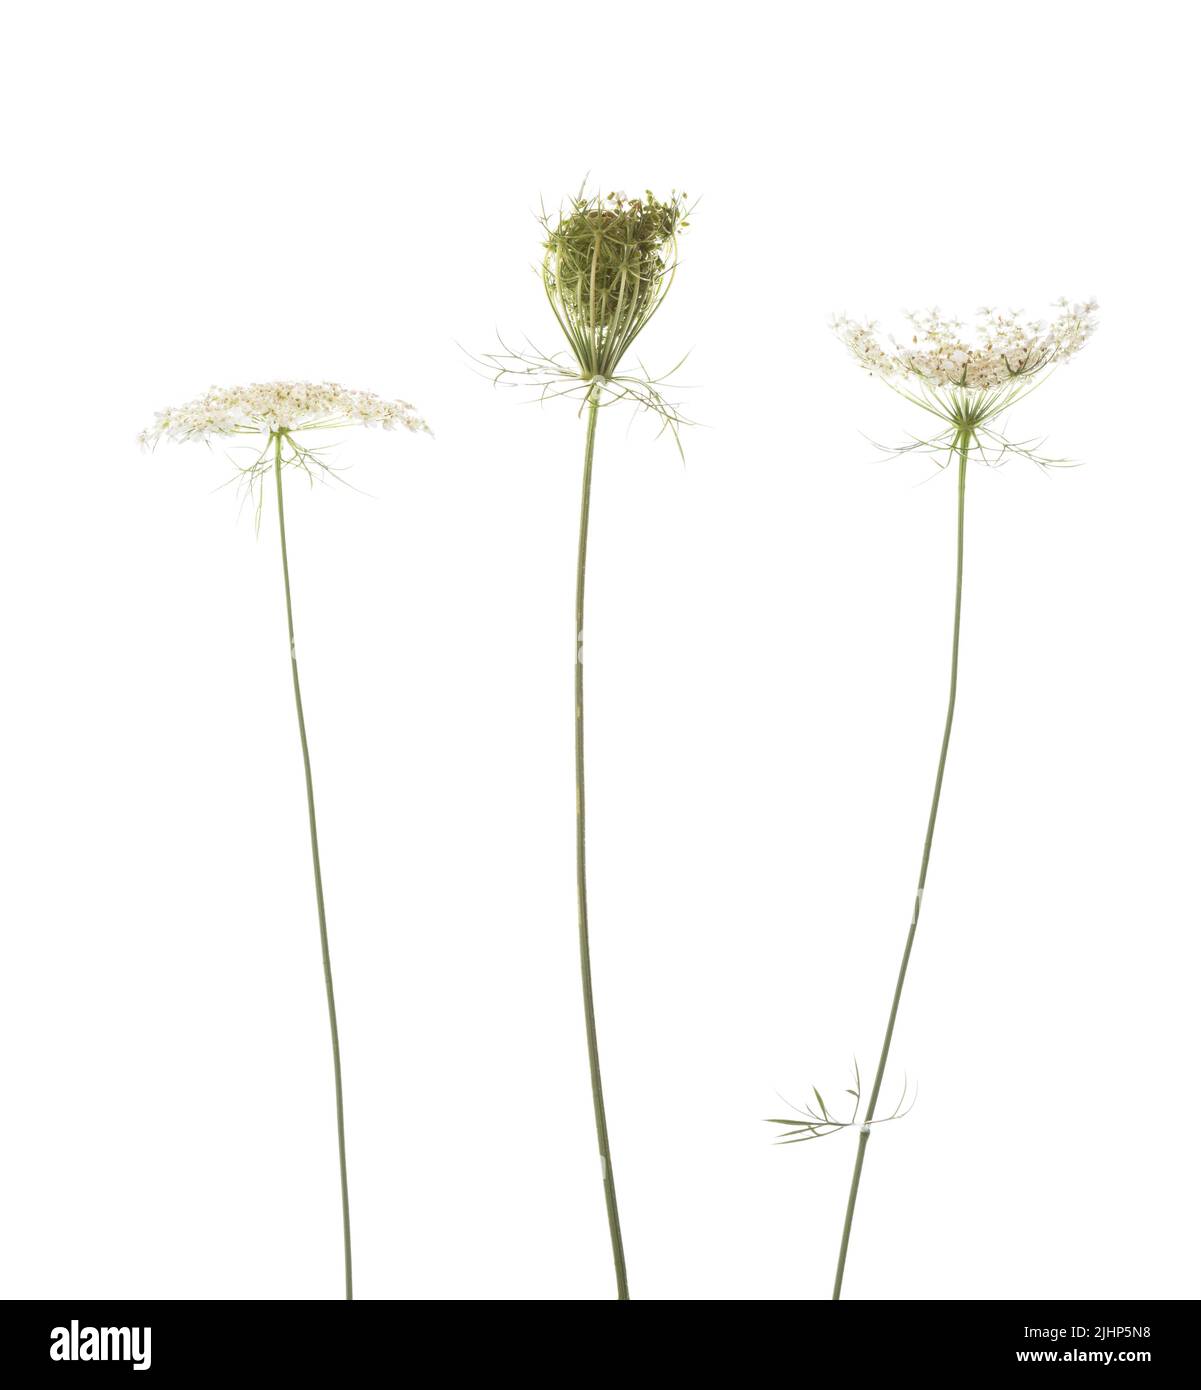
top-left (834, 300), bottom-right (1099, 391)
top-left (139, 381), bottom-right (429, 447)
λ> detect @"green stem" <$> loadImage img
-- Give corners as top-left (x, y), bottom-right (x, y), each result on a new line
top-left (832, 435), bottom-right (969, 1301)
top-left (273, 434), bottom-right (353, 1301)
top-left (575, 394), bottom-right (630, 1300)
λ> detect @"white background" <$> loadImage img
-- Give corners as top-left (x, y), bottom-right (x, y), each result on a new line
top-left (2, 0), bottom-right (1198, 1301)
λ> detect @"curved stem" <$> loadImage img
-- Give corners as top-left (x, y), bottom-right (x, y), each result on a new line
top-left (575, 396), bottom-right (630, 1300)
top-left (273, 434), bottom-right (353, 1301)
top-left (832, 435), bottom-right (969, 1300)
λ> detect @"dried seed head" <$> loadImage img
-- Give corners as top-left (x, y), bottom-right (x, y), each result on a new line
top-left (542, 188), bottom-right (688, 378)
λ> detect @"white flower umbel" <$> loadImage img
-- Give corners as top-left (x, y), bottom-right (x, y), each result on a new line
top-left (140, 380), bottom-right (429, 445)
top-left (832, 300), bottom-right (1098, 467)
top-left (141, 380), bottom-right (429, 1301)
top-left (141, 381), bottom-right (429, 526)
top-left (776, 302), bottom-right (1098, 1302)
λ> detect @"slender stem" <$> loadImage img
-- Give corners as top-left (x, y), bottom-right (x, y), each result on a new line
top-left (575, 394), bottom-right (630, 1300)
top-left (832, 435), bottom-right (969, 1301)
top-left (273, 433), bottom-right (353, 1301)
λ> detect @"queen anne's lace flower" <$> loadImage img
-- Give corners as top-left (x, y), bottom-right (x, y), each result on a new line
top-left (834, 300), bottom-right (1098, 391)
top-left (139, 381), bottom-right (429, 447)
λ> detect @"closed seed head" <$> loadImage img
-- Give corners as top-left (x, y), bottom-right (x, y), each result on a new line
top-left (542, 188), bottom-right (689, 379)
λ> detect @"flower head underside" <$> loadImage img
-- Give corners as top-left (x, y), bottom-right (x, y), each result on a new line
top-left (140, 380), bottom-right (430, 522)
top-left (833, 301), bottom-right (1099, 468)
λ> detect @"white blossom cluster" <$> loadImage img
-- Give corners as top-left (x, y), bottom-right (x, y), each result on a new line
top-left (833, 300), bottom-right (1099, 391)
top-left (140, 381), bottom-right (429, 446)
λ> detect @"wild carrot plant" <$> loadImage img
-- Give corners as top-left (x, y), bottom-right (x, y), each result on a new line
top-left (770, 303), bottom-right (1099, 1299)
top-left (141, 383), bottom-right (429, 1298)
top-left (479, 188), bottom-right (692, 1299)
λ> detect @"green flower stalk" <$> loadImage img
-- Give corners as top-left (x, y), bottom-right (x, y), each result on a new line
top-left (141, 382), bottom-right (429, 1299)
top-left (481, 189), bottom-right (691, 1299)
top-left (770, 303), bottom-right (1099, 1300)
